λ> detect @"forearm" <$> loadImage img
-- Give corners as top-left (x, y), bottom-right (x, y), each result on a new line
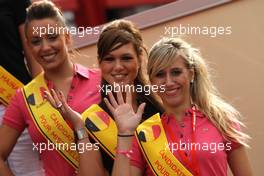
top-left (74, 123), bottom-right (105, 176)
top-left (112, 136), bottom-right (133, 176)
top-left (0, 158), bottom-right (14, 176)
top-left (77, 138), bottom-right (105, 176)
top-left (44, 91), bottom-right (105, 175)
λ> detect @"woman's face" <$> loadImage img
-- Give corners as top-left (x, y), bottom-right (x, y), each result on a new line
top-left (99, 43), bottom-right (140, 86)
top-left (26, 18), bottom-right (70, 71)
top-left (151, 56), bottom-right (194, 109)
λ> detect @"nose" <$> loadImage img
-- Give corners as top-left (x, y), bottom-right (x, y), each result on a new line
top-left (40, 39), bottom-right (52, 51)
top-left (113, 59), bottom-right (124, 72)
top-left (165, 73), bottom-right (174, 87)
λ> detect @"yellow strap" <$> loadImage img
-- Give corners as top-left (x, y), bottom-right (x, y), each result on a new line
top-left (0, 66), bottom-right (23, 105)
top-left (81, 104), bottom-right (117, 159)
top-left (136, 114), bottom-right (193, 176)
top-left (22, 73), bottom-right (79, 169)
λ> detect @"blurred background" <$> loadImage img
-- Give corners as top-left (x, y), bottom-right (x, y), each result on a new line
top-left (32, 0), bottom-right (175, 28)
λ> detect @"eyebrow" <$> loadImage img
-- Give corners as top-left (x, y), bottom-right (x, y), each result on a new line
top-left (120, 53), bottom-right (133, 56)
top-left (170, 67), bottom-right (183, 70)
top-left (105, 52), bottom-right (133, 57)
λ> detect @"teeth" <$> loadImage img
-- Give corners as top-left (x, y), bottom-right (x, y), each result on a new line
top-left (113, 74), bottom-right (126, 78)
top-left (167, 90), bottom-right (176, 93)
top-left (42, 54), bottom-right (56, 61)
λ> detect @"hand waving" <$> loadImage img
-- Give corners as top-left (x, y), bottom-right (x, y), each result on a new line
top-left (104, 90), bottom-right (146, 135)
top-left (44, 89), bottom-right (84, 129)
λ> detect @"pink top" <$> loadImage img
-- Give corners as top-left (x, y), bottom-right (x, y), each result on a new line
top-left (130, 108), bottom-right (241, 176)
top-left (3, 64), bottom-right (101, 176)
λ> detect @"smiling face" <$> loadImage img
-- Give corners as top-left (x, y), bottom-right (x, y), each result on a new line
top-left (99, 43), bottom-right (140, 86)
top-left (151, 56), bottom-right (194, 109)
top-left (26, 18), bottom-right (70, 71)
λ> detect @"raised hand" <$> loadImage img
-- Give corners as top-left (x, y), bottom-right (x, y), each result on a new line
top-left (44, 89), bottom-right (84, 129)
top-left (104, 90), bottom-right (146, 135)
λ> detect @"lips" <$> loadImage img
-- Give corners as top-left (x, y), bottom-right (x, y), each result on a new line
top-left (111, 74), bottom-right (128, 81)
top-left (164, 87), bottom-right (180, 96)
top-left (41, 52), bottom-right (57, 61)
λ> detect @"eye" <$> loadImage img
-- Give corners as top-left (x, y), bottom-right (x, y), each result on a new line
top-left (121, 56), bottom-right (133, 61)
top-left (47, 34), bottom-right (58, 41)
top-left (155, 71), bottom-right (165, 78)
top-left (171, 69), bottom-right (182, 76)
top-left (102, 57), bottom-right (114, 62)
top-left (31, 38), bottom-right (41, 46)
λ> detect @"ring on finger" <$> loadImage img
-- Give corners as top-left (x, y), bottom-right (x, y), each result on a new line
top-left (56, 102), bottom-right (63, 109)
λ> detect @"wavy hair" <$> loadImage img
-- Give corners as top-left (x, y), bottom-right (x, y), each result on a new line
top-left (148, 37), bottom-right (250, 146)
top-left (97, 19), bottom-right (149, 90)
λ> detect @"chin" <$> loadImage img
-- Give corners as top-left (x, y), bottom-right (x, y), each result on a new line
top-left (162, 97), bottom-right (182, 107)
top-left (165, 101), bottom-right (181, 108)
top-left (114, 80), bottom-right (132, 85)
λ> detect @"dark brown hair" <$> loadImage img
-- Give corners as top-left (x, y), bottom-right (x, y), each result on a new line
top-left (24, 0), bottom-right (66, 37)
top-left (97, 19), bottom-right (146, 61)
top-left (97, 19), bottom-right (148, 88)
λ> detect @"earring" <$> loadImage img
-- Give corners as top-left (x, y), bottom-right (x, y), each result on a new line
top-left (190, 79), bottom-right (194, 84)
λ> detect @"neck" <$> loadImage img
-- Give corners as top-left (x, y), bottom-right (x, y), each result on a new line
top-left (165, 101), bottom-right (192, 122)
top-left (44, 60), bottom-right (74, 82)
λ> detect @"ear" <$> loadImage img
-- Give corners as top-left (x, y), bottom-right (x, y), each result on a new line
top-left (64, 32), bottom-right (71, 46)
top-left (189, 67), bottom-right (195, 82)
top-left (26, 37), bottom-right (31, 47)
top-left (137, 54), bottom-right (143, 69)
top-left (64, 33), bottom-right (73, 53)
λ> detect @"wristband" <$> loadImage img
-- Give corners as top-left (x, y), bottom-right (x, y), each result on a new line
top-left (117, 133), bottom-right (134, 137)
top-left (116, 149), bottom-right (133, 158)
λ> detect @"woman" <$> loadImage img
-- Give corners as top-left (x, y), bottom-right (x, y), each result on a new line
top-left (0, 1), bottom-right (104, 175)
top-left (105, 37), bottom-right (253, 176)
top-left (45, 19), bottom-right (163, 175)
top-left (96, 19), bottom-right (164, 174)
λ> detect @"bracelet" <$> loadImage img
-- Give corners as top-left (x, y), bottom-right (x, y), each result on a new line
top-left (116, 149), bottom-right (133, 158)
top-left (74, 128), bottom-right (88, 143)
top-left (117, 133), bottom-right (134, 137)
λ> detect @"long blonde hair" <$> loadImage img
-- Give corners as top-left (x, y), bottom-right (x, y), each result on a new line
top-left (148, 37), bottom-right (249, 146)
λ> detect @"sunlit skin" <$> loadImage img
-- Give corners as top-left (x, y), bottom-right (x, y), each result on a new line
top-left (99, 43), bottom-right (140, 86)
top-left (26, 18), bottom-right (74, 99)
top-left (151, 56), bottom-right (194, 119)
top-left (26, 18), bottom-right (71, 72)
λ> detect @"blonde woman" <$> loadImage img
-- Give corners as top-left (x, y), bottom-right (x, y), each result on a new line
top-left (105, 37), bottom-right (252, 176)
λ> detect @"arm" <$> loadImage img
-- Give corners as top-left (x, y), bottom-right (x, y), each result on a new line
top-left (112, 137), bottom-right (142, 176)
top-left (72, 113), bottom-right (106, 176)
top-left (112, 136), bottom-right (133, 176)
top-left (45, 89), bottom-right (106, 176)
top-left (18, 24), bottom-right (42, 77)
top-left (228, 146), bottom-right (253, 176)
top-left (75, 123), bottom-right (106, 176)
top-left (0, 125), bottom-right (21, 176)
top-left (103, 91), bottom-right (145, 176)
